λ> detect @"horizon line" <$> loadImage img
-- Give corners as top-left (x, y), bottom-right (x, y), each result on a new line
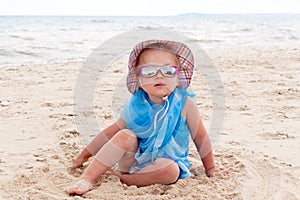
top-left (0, 12), bottom-right (300, 17)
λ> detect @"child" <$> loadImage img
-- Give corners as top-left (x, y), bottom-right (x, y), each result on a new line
top-left (68, 40), bottom-right (226, 195)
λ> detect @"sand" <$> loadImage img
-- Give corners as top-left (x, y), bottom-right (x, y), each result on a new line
top-left (0, 45), bottom-right (299, 199)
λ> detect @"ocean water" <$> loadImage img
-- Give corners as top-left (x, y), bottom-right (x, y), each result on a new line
top-left (0, 14), bottom-right (299, 67)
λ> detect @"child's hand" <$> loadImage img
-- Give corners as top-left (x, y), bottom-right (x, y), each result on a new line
top-left (69, 159), bottom-right (84, 170)
top-left (69, 149), bottom-right (92, 170)
top-left (205, 167), bottom-right (230, 177)
top-left (69, 156), bottom-right (89, 170)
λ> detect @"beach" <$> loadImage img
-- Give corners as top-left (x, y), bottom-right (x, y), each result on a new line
top-left (0, 43), bottom-right (299, 199)
top-left (1, 14), bottom-right (300, 200)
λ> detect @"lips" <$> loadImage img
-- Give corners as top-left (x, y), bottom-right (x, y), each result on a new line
top-left (154, 83), bottom-right (166, 87)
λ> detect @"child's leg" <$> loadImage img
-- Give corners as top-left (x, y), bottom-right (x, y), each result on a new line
top-left (68, 129), bottom-right (138, 195)
top-left (119, 158), bottom-right (180, 187)
top-left (70, 121), bottom-right (125, 169)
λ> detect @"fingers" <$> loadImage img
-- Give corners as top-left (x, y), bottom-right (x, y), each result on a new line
top-left (69, 159), bottom-right (84, 170)
top-left (206, 167), bottom-right (231, 177)
top-left (67, 179), bottom-right (93, 195)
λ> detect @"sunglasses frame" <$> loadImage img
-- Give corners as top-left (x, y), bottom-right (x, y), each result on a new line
top-left (138, 65), bottom-right (179, 78)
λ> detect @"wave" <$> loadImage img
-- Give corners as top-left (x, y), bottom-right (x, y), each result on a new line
top-left (14, 50), bottom-right (39, 57)
top-left (279, 28), bottom-right (293, 32)
top-left (239, 28), bottom-right (253, 32)
top-left (0, 49), bottom-right (13, 56)
top-left (288, 35), bottom-right (299, 40)
top-left (61, 41), bottom-right (85, 45)
top-left (188, 39), bottom-right (224, 43)
top-left (28, 46), bottom-right (57, 50)
top-left (90, 19), bottom-right (110, 23)
top-left (10, 35), bottom-right (34, 41)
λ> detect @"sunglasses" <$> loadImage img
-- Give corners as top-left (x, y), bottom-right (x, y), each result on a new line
top-left (138, 65), bottom-right (178, 78)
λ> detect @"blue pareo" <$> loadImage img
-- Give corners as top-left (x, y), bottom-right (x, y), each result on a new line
top-left (120, 88), bottom-right (195, 179)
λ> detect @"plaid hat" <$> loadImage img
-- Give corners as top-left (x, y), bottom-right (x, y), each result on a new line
top-left (126, 40), bottom-right (194, 94)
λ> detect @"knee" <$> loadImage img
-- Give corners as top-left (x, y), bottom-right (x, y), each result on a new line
top-left (112, 129), bottom-right (137, 151)
top-left (116, 129), bottom-right (137, 142)
top-left (154, 158), bottom-right (180, 184)
top-left (163, 162), bottom-right (180, 184)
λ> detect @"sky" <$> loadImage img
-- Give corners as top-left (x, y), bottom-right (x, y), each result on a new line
top-left (0, 0), bottom-right (299, 16)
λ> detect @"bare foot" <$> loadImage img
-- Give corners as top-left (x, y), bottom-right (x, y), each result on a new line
top-left (67, 179), bottom-right (93, 195)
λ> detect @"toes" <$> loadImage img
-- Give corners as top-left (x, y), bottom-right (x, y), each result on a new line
top-left (68, 188), bottom-right (83, 195)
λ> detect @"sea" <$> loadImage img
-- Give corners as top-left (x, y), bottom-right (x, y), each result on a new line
top-left (0, 14), bottom-right (299, 67)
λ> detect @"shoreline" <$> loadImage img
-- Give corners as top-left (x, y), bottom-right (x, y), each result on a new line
top-left (1, 43), bottom-right (299, 69)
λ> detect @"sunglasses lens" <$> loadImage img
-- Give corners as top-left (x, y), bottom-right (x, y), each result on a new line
top-left (161, 66), bottom-right (177, 77)
top-left (140, 66), bottom-right (157, 77)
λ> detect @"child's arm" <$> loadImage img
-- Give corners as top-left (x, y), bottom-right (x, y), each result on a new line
top-left (70, 118), bottom-right (126, 169)
top-left (184, 97), bottom-right (221, 177)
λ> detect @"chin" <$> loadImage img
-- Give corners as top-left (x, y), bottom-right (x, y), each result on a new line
top-left (155, 90), bottom-right (172, 98)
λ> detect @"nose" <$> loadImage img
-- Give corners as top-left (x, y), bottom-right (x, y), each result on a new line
top-left (155, 70), bottom-right (164, 78)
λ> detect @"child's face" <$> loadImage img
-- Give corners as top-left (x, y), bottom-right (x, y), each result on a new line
top-left (136, 48), bottom-right (180, 103)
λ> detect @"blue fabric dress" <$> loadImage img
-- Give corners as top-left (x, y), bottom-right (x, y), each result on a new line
top-left (120, 88), bottom-right (195, 179)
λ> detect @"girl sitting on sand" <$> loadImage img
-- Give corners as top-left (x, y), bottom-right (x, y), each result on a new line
top-left (68, 40), bottom-right (227, 195)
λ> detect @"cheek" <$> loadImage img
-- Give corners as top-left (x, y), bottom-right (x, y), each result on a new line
top-left (164, 77), bottom-right (179, 91)
top-left (168, 77), bottom-right (179, 86)
top-left (138, 77), bottom-right (152, 87)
